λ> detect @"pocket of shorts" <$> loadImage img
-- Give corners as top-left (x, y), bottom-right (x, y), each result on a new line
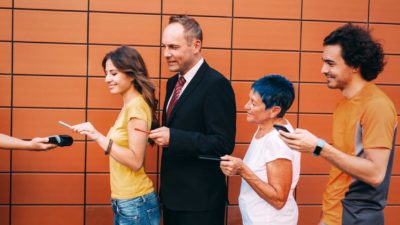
top-left (146, 205), bottom-right (160, 225)
top-left (116, 203), bottom-right (140, 221)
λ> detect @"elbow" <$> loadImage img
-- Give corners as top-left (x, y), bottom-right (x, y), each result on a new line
top-left (369, 175), bottom-right (385, 188)
top-left (367, 169), bottom-right (387, 188)
top-left (263, 196), bottom-right (287, 210)
top-left (129, 165), bottom-right (141, 172)
top-left (271, 199), bottom-right (287, 210)
top-left (132, 167), bottom-right (141, 172)
top-left (129, 162), bottom-right (144, 172)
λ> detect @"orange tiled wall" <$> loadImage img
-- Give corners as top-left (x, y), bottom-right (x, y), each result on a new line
top-left (1, 1), bottom-right (399, 225)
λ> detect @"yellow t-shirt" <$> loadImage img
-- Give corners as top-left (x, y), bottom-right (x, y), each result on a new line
top-left (322, 83), bottom-right (397, 225)
top-left (107, 96), bottom-right (154, 199)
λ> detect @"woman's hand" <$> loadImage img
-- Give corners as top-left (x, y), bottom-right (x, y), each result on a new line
top-left (220, 155), bottom-right (244, 176)
top-left (71, 122), bottom-right (101, 141)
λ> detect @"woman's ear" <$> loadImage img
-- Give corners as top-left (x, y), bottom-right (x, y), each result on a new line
top-left (270, 106), bottom-right (282, 118)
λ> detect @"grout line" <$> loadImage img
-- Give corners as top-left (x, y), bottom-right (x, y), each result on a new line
top-left (225, 1), bottom-right (235, 223)
top-left (229, 0), bottom-right (234, 82)
top-left (9, 0), bottom-right (15, 224)
top-left (5, 40), bottom-right (400, 56)
top-left (297, 0), bottom-right (304, 130)
top-left (82, 0), bottom-right (91, 224)
top-left (3, 6), bottom-right (400, 25)
top-left (367, 0), bottom-right (371, 29)
top-left (294, 0), bottom-right (305, 207)
top-left (3, 7), bottom-right (400, 25)
top-left (3, 73), bottom-right (400, 86)
top-left (156, 0), bottom-right (164, 199)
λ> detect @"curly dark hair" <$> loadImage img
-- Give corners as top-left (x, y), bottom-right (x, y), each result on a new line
top-left (323, 23), bottom-right (385, 81)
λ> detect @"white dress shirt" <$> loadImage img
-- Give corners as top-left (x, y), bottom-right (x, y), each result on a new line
top-left (166, 58), bottom-right (204, 110)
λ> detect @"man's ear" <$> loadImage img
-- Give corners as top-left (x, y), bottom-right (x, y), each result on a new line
top-left (352, 66), bottom-right (360, 73)
top-left (193, 39), bottom-right (202, 53)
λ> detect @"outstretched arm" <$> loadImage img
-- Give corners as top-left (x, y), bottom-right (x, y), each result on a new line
top-left (72, 119), bottom-right (149, 172)
top-left (0, 133), bottom-right (57, 151)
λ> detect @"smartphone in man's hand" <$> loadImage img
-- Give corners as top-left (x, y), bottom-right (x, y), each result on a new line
top-left (273, 124), bottom-right (290, 133)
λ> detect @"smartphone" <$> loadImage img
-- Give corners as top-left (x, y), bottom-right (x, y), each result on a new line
top-left (273, 124), bottom-right (290, 133)
top-left (134, 128), bottom-right (151, 134)
top-left (58, 121), bottom-right (73, 129)
top-left (198, 155), bottom-right (222, 161)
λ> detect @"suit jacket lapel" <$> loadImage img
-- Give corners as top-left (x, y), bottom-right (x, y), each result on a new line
top-left (166, 61), bottom-right (209, 125)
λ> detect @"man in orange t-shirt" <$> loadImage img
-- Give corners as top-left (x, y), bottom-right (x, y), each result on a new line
top-left (280, 23), bottom-right (397, 225)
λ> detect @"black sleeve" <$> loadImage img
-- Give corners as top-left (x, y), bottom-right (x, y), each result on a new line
top-left (168, 77), bottom-right (236, 157)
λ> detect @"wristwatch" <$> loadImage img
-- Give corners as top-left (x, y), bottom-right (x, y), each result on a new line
top-left (313, 139), bottom-right (326, 157)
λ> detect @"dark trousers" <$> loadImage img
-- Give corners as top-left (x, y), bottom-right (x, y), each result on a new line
top-left (163, 206), bottom-right (225, 225)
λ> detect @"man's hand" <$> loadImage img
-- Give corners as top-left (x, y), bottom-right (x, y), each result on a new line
top-left (149, 126), bottom-right (170, 147)
top-left (279, 128), bottom-right (319, 153)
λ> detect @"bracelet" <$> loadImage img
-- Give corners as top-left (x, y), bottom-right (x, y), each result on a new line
top-left (105, 139), bottom-right (113, 155)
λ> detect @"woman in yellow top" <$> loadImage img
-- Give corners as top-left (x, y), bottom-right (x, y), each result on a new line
top-left (72, 46), bottom-right (160, 225)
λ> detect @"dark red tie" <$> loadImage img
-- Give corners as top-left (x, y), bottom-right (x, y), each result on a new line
top-left (166, 76), bottom-right (186, 121)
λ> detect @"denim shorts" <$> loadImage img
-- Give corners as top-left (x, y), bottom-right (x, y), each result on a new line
top-left (111, 192), bottom-right (160, 225)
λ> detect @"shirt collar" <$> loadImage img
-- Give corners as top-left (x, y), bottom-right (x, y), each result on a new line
top-left (180, 58), bottom-right (204, 83)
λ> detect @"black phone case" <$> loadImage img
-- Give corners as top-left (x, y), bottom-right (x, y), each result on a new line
top-left (198, 155), bottom-right (222, 161)
top-left (273, 124), bottom-right (290, 133)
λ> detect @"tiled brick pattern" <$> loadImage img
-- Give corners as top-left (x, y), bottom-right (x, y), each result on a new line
top-left (0, 0), bottom-right (399, 224)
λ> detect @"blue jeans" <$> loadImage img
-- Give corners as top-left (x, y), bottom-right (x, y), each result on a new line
top-left (111, 192), bottom-right (160, 225)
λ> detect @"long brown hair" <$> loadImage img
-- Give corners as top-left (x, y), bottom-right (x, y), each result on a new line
top-left (102, 46), bottom-right (159, 132)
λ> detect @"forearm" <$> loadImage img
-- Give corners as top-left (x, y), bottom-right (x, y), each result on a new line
top-left (239, 164), bottom-right (287, 209)
top-left (0, 134), bottom-right (32, 149)
top-left (96, 136), bottom-right (143, 171)
top-left (321, 143), bottom-right (389, 187)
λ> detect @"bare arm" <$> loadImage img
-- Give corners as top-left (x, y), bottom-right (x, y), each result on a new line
top-left (72, 119), bottom-right (148, 171)
top-left (280, 129), bottom-right (390, 187)
top-left (0, 133), bottom-right (56, 151)
top-left (220, 155), bottom-right (293, 209)
top-left (319, 144), bottom-right (389, 187)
